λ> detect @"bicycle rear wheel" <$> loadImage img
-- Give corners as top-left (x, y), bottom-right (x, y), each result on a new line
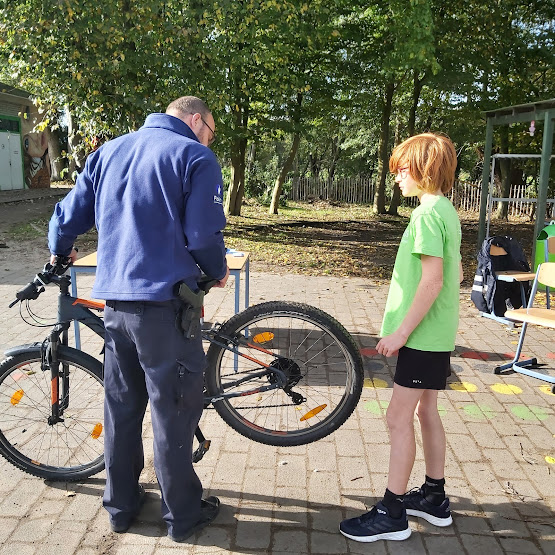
top-left (205, 301), bottom-right (364, 446)
top-left (0, 345), bottom-right (104, 481)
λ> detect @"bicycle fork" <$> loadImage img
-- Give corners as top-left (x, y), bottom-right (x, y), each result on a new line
top-left (43, 327), bottom-right (69, 426)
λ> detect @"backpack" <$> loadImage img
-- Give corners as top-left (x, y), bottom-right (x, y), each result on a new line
top-left (471, 235), bottom-right (531, 316)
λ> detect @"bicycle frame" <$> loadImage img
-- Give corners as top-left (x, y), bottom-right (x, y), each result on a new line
top-left (41, 276), bottom-right (291, 416)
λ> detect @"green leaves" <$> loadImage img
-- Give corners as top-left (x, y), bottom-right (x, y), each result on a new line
top-left (0, 0), bottom-right (552, 202)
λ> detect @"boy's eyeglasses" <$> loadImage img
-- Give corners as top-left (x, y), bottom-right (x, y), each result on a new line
top-left (395, 166), bottom-right (410, 179)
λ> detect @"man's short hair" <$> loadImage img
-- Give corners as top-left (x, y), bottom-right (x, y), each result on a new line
top-left (389, 133), bottom-right (457, 194)
top-left (166, 96), bottom-right (210, 118)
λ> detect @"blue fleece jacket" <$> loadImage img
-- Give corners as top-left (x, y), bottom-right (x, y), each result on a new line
top-left (48, 113), bottom-right (227, 301)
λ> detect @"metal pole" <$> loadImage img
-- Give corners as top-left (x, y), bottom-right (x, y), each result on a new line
top-left (486, 156), bottom-right (497, 239)
top-left (478, 118), bottom-right (494, 246)
top-left (533, 109), bottom-right (555, 261)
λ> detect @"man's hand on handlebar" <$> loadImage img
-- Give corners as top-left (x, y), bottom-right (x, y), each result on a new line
top-left (50, 248), bottom-right (78, 266)
top-left (213, 266), bottom-right (230, 288)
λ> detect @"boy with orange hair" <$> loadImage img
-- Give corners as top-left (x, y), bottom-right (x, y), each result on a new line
top-left (340, 133), bottom-right (462, 542)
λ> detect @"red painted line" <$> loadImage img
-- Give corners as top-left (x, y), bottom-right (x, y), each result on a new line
top-left (360, 348), bottom-right (379, 357)
top-left (460, 351), bottom-right (490, 361)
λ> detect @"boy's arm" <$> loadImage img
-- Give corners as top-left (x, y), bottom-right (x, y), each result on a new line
top-left (459, 259), bottom-right (464, 283)
top-left (377, 255), bottom-right (443, 357)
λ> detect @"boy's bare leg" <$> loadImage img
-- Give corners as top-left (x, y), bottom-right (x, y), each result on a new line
top-left (386, 383), bottom-right (425, 494)
top-left (416, 389), bottom-right (446, 480)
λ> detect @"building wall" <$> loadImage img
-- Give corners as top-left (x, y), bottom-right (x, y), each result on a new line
top-left (0, 100), bottom-right (21, 117)
top-left (0, 91), bottom-right (51, 189)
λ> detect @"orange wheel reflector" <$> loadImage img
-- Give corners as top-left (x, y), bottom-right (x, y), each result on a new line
top-left (10, 389), bottom-right (24, 406)
top-left (300, 404), bottom-right (327, 421)
top-left (253, 332), bottom-right (274, 344)
top-left (91, 423), bottom-right (103, 439)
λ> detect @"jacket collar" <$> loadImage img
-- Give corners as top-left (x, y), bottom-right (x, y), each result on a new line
top-left (142, 113), bottom-right (199, 142)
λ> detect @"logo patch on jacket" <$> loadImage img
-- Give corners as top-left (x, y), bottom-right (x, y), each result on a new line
top-left (214, 184), bottom-right (223, 205)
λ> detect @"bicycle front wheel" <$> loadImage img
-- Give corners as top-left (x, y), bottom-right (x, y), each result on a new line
top-left (205, 301), bottom-right (364, 446)
top-left (0, 345), bottom-right (105, 481)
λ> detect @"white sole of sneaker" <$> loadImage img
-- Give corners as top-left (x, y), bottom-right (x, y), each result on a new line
top-left (406, 509), bottom-right (453, 527)
top-left (339, 527), bottom-right (412, 543)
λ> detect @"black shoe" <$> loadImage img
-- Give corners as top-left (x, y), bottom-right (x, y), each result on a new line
top-left (339, 501), bottom-right (411, 543)
top-left (404, 487), bottom-right (453, 526)
top-left (168, 496), bottom-right (221, 543)
top-left (110, 485), bottom-right (147, 533)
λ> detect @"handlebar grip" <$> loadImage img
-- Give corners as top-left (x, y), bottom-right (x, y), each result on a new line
top-left (9, 281), bottom-right (43, 307)
top-left (49, 255), bottom-right (72, 276)
top-left (15, 281), bottom-right (43, 302)
top-left (198, 278), bottom-right (219, 293)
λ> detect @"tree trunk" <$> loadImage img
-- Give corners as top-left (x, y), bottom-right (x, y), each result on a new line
top-left (246, 142), bottom-right (256, 177)
top-left (48, 126), bottom-right (66, 181)
top-left (387, 117), bottom-right (403, 215)
top-left (373, 80), bottom-right (395, 215)
top-left (269, 133), bottom-right (301, 214)
top-left (309, 153), bottom-right (320, 179)
top-left (225, 135), bottom-right (247, 216)
top-left (407, 70), bottom-right (424, 137)
top-left (496, 127), bottom-right (510, 220)
top-left (328, 135), bottom-right (340, 183)
top-left (224, 100), bottom-right (249, 216)
top-left (66, 106), bottom-right (86, 178)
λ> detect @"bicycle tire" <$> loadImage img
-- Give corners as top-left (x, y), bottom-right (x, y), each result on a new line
top-left (0, 345), bottom-right (105, 481)
top-left (205, 301), bottom-right (364, 446)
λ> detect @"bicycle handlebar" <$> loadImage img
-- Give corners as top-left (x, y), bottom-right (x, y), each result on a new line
top-left (9, 256), bottom-right (72, 308)
top-left (198, 276), bottom-right (219, 293)
top-left (9, 258), bottom-right (219, 308)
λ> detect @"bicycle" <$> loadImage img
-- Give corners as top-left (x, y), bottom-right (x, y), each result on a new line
top-left (0, 259), bottom-right (364, 481)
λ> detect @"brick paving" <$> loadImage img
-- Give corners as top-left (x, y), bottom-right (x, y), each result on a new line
top-left (0, 253), bottom-right (553, 553)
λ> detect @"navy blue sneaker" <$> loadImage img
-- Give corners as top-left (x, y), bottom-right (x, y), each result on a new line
top-left (404, 487), bottom-right (453, 526)
top-left (339, 501), bottom-right (411, 543)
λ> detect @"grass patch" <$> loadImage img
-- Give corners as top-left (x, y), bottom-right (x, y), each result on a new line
top-left (5, 197), bottom-right (536, 285)
top-left (9, 219), bottom-right (50, 241)
top-left (225, 200), bottom-right (412, 282)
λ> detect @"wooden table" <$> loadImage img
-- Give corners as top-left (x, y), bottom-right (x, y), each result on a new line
top-left (70, 250), bottom-right (250, 349)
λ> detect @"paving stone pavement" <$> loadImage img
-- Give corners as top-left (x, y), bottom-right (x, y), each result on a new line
top-left (0, 257), bottom-right (553, 554)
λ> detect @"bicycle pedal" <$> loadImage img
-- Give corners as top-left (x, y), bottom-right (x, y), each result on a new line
top-left (192, 440), bottom-right (211, 463)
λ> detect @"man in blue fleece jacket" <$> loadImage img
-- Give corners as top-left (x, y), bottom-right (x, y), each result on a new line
top-left (48, 96), bottom-right (229, 542)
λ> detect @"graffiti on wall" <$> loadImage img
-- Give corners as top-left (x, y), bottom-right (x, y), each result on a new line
top-left (21, 117), bottom-right (50, 188)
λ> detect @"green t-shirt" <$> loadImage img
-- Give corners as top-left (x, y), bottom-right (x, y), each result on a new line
top-left (380, 195), bottom-right (461, 352)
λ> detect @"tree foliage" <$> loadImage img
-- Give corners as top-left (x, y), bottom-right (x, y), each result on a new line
top-left (1, 0), bottom-right (553, 214)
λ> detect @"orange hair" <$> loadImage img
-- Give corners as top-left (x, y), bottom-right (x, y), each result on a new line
top-left (389, 133), bottom-right (457, 194)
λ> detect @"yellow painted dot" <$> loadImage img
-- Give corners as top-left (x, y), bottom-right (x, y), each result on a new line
top-left (449, 382), bottom-right (478, 392)
top-left (491, 383), bottom-right (522, 395)
top-left (364, 377), bottom-right (388, 389)
top-left (539, 385), bottom-right (555, 396)
top-left (546, 456), bottom-right (555, 464)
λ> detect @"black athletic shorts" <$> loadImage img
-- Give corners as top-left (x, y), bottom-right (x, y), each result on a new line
top-left (394, 346), bottom-right (451, 390)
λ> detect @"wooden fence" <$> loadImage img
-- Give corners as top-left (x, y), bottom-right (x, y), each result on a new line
top-left (287, 176), bottom-right (540, 215)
